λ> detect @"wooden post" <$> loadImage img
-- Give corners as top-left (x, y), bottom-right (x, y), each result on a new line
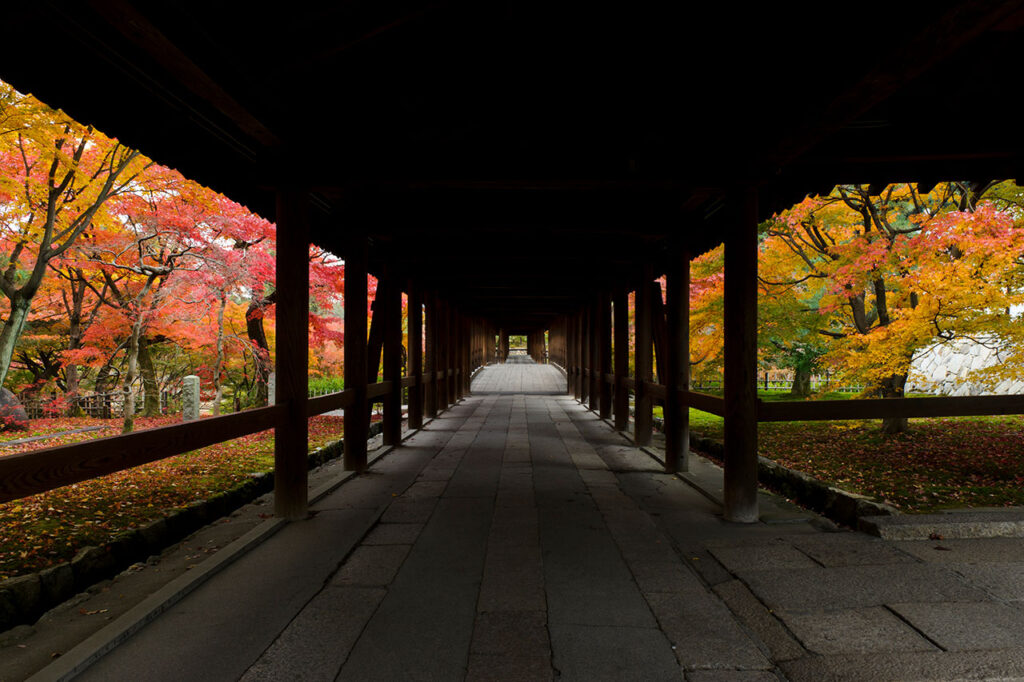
top-left (613, 290), bottom-right (628, 430)
top-left (665, 247), bottom-right (691, 473)
top-left (274, 189), bottom-right (309, 520)
top-left (724, 188), bottom-right (759, 523)
top-left (344, 231), bottom-right (369, 471)
top-left (598, 291), bottom-right (612, 420)
top-left (635, 268), bottom-right (653, 446)
top-left (567, 315), bottom-right (576, 395)
top-left (408, 283), bottom-right (423, 430)
top-left (579, 311), bottom-right (589, 403)
top-left (382, 276), bottom-right (402, 446)
top-left (444, 301), bottom-right (454, 408)
top-left (424, 292), bottom-right (437, 418)
top-left (588, 301), bottom-right (599, 411)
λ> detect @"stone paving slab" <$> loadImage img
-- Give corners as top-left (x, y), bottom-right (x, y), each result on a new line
top-left (238, 585), bottom-right (386, 682)
top-left (893, 537), bottom-right (1024, 563)
top-left (789, 532), bottom-right (919, 567)
top-left (711, 580), bottom-right (805, 662)
top-left (548, 623), bottom-right (680, 681)
top-left (889, 601), bottom-right (1024, 651)
top-left (945, 561), bottom-right (1024, 601)
top-left (735, 564), bottom-right (990, 611)
top-left (780, 648), bottom-right (1024, 681)
top-left (776, 606), bottom-right (938, 655)
top-left (644, 590), bottom-right (772, 671)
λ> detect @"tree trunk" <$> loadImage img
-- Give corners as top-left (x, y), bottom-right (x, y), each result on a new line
top-left (789, 366), bottom-right (812, 397)
top-left (122, 319), bottom-right (143, 433)
top-left (213, 293), bottom-right (227, 416)
top-left (879, 372), bottom-right (909, 434)
top-left (138, 337), bottom-right (160, 416)
top-left (246, 298), bottom-right (272, 406)
top-left (0, 297), bottom-right (32, 388)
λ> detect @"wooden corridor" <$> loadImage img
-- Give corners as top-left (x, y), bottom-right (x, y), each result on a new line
top-left (28, 363), bottom-right (1018, 681)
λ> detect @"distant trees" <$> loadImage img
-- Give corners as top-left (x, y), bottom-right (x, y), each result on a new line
top-left (685, 182), bottom-right (1024, 433)
top-left (0, 81), bottom-right (346, 421)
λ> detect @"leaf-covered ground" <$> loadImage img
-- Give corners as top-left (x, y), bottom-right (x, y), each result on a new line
top-left (0, 416), bottom-right (344, 580)
top-left (688, 409), bottom-right (1024, 512)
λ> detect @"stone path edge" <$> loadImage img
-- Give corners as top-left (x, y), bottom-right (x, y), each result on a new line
top-left (0, 423), bottom-right (393, 634)
top-left (609, 415), bottom-right (896, 526)
top-left (24, 419), bottom-right (429, 682)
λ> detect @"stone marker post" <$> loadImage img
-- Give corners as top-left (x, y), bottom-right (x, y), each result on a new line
top-left (267, 372), bottom-right (277, 406)
top-left (182, 375), bottom-right (200, 422)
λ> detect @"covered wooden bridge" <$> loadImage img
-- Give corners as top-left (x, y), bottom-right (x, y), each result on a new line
top-left (3, 0), bottom-right (1024, 527)
top-left (4, 2), bottom-right (1024, 678)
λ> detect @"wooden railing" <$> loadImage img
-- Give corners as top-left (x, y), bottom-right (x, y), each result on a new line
top-left (581, 369), bottom-right (1022, 423)
top-left (0, 366), bottom-right (462, 506)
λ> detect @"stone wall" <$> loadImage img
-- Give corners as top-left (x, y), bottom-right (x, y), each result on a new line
top-left (908, 338), bottom-right (1024, 396)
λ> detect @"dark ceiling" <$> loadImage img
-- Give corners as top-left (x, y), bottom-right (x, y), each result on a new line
top-left (3, 1), bottom-right (1024, 331)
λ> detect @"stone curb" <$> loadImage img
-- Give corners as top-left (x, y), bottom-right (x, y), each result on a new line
top-left (0, 422), bottom-right (385, 634)
top-left (685, 430), bottom-right (897, 528)
top-left (638, 413), bottom-right (898, 527)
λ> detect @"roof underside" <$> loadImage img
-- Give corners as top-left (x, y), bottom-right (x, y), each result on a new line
top-left (4, 1), bottom-right (1024, 331)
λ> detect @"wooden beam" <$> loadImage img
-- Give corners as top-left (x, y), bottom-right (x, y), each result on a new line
top-left (408, 283), bottom-right (424, 429)
top-left (758, 394), bottom-right (1024, 422)
top-left (424, 291), bottom-right (437, 418)
top-left (588, 301), bottom-right (599, 411)
top-left (599, 291), bottom-right (612, 420)
top-left (382, 276), bottom-right (403, 445)
top-left (664, 247), bottom-right (691, 473)
top-left (273, 189), bottom-right (309, 520)
top-left (308, 389), bottom-right (355, 415)
top-left (683, 390), bottom-right (725, 416)
top-left (723, 188), bottom-right (759, 523)
top-left (635, 269), bottom-right (653, 446)
top-left (344, 231), bottom-right (369, 471)
top-left (613, 290), bottom-right (629, 430)
top-left (0, 406), bottom-right (282, 504)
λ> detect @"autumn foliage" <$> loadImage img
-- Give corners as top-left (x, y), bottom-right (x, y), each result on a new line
top-left (1, 81), bottom-right (347, 424)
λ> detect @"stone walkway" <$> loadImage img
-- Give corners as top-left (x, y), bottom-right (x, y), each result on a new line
top-left (33, 364), bottom-right (1024, 680)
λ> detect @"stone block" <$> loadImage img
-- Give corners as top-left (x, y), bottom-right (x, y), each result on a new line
top-left (0, 574), bottom-right (41, 622)
top-left (889, 601), bottom-right (1024, 651)
top-left (38, 562), bottom-right (75, 606)
top-left (778, 606), bottom-right (936, 654)
top-left (71, 545), bottom-right (118, 590)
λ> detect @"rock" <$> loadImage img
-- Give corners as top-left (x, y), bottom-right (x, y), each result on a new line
top-left (139, 518), bottom-right (169, 550)
top-left (1, 574), bottom-right (42, 622)
top-left (38, 563), bottom-right (75, 606)
top-left (0, 388), bottom-right (28, 429)
top-left (71, 545), bottom-right (117, 590)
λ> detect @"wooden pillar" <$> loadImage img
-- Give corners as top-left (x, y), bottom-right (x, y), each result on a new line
top-left (665, 248), bottom-right (691, 473)
top-left (445, 302), bottom-right (455, 406)
top-left (408, 283), bottom-right (423, 430)
top-left (598, 291), bottom-right (612, 420)
top-left (274, 189), bottom-right (309, 520)
top-left (588, 301), bottom-right (599, 411)
top-left (724, 188), bottom-right (759, 523)
top-left (382, 277), bottom-right (402, 446)
top-left (344, 230), bottom-right (369, 472)
top-left (613, 290), bottom-right (629, 430)
top-left (437, 300), bottom-right (448, 410)
top-left (634, 268), bottom-right (653, 446)
top-left (565, 316), bottom-right (573, 394)
top-left (424, 292), bottom-right (438, 418)
top-left (579, 311), bottom-right (589, 403)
